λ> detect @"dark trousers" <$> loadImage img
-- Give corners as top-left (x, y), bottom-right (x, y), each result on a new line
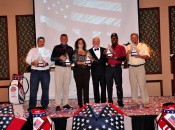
top-left (91, 69), bottom-right (106, 103)
top-left (73, 66), bottom-right (90, 107)
top-left (29, 69), bottom-right (50, 108)
top-left (106, 65), bottom-right (123, 103)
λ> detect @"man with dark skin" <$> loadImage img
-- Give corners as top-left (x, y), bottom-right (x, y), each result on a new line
top-left (104, 33), bottom-right (126, 107)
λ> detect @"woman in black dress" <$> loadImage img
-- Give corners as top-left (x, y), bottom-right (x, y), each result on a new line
top-left (72, 38), bottom-right (93, 108)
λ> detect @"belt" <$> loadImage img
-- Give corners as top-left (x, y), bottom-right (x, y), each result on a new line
top-left (129, 64), bottom-right (145, 67)
top-left (31, 69), bottom-right (49, 72)
top-left (76, 64), bottom-right (88, 68)
top-left (108, 64), bottom-right (121, 67)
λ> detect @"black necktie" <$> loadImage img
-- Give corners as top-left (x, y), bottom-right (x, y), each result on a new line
top-left (94, 48), bottom-right (99, 51)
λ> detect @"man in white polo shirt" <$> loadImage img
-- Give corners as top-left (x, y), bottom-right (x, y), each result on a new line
top-left (126, 33), bottom-right (150, 107)
top-left (26, 37), bottom-right (51, 109)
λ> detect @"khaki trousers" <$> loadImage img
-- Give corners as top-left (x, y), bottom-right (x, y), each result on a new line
top-left (129, 65), bottom-right (149, 104)
top-left (55, 66), bottom-right (71, 106)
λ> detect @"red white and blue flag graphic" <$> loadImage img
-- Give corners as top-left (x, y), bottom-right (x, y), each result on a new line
top-left (0, 104), bottom-right (26, 130)
top-left (155, 103), bottom-right (175, 130)
top-left (0, 116), bottom-right (26, 130)
top-left (36, 0), bottom-right (123, 37)
top-left (67, 103), bottom-right (132, 130)
top-left (0, 105), bottom-right (14, 115)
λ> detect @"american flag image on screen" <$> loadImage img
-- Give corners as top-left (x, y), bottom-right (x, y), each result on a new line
top-left (37, 0), bottom-right (123, 39)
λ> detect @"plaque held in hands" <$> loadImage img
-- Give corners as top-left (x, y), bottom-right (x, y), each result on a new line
top-left (37, 55), bottom-right (45, 67)
top-left (65, 53), bottom-right (71, 66)
top-left (106, 44), bottom-right (114, 58)
top-left (85, 51), bottom-right (93, 66)
top-left (131, 45), bottom-right (139, 56)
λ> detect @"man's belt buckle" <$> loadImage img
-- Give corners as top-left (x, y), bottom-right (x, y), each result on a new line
top-left (110, 64), bottom-right (115, 67)
top-left (129, 64), bottom-right (144, 67)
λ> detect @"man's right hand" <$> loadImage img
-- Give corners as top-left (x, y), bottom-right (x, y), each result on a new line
top-left (127, 50), bottom-right (132, 54)
top-left (31, 60), bottom-right (38, 67)
top-left (59, 55), bottom-right (67, 61)
top-left (103, 48), bottom-right (108, 55)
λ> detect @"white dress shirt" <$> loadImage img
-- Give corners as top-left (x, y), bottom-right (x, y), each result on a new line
top-left (126, 43), bottom-right (150, 65)
top-left (26, 47), bottom-right (52, 70)
top-left (93, 47), bottom-right (101, 59)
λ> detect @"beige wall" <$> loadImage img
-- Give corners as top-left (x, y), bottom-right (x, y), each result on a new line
top-left (0, 0), bottom-right (33, 87)
top-left (139, 0), bottom-right (175, 96)
top-left (0, 0), bottom-right (174, 100)
top-left (0, 0), bottom-right (33, 102)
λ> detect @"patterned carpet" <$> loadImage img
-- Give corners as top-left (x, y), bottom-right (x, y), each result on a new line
top-left (23, 96), bottom-right (175, 118)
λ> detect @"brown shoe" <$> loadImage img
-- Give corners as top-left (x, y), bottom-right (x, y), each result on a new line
top-left (143, 103), bottom-right (150, 108)
top-left (129, 101), bottom-right (140, 106)
top-left (56, 106), bottom-right (61, 111)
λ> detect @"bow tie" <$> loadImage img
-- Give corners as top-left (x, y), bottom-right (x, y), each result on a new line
top-left (94, 48), bottom-right (99, 51)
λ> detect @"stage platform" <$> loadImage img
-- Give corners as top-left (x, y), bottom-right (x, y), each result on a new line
top-left (22, 96), bottom-right (175, 130)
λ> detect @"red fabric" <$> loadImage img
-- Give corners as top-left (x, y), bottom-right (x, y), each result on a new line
top-left (163, 105), bottom-right (175, 110)
top-left (109, 103), bottom-right (126, 116)
top-left (73, 104), bottom-right (87, 117)
top-left (31, 108), bottom-right (46, 114)
top-left (7, 117), bottom-right (26, 130)
top-left (108, 44), bottom-right (126, 65)
top-left (12, 74), bottom-right (24, 80)
top-left (41, 117), bottom-right (52, 130)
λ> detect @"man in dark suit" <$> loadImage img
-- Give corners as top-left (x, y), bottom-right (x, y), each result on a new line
top-left (89, 37), bottom-right (107, 103)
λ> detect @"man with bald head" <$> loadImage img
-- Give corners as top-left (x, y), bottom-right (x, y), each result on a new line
top-left (89, 37), bottom-right (107, 103)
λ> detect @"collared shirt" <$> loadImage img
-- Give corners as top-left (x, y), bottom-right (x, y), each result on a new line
top-left (26, 47), bottom-right (52, 70)
top-left (93, 47), bottom-right (100, 59)
top-left (126, 42), bottom-right (150, 65)
top-left (108, 44), bottom-right (126, 65)
top-left (51, 44), bottom-right (73, 67)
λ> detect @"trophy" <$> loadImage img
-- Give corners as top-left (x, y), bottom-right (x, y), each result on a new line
top-left (65, 53), bottom-right (71, 66)
top-left (106, 44), bottom-right (114, 58)
top-left (37, 54), bottom-right (45, 67)
top-left (85, 51), bottom-right (94, 66)
top-left (131, 44), bottom-right (139, 56)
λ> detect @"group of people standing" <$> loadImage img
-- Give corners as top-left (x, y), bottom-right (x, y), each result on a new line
top-left (26, 32), bottom-right (150, 111)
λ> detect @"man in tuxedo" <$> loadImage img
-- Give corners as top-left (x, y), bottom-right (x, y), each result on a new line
top-left (89, 37), bottom-right (107, 103)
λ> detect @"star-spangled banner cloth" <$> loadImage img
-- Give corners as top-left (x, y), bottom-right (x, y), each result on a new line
top-left (0, 104), bottom-right (26, 130)
top-left (30, 108), bottom-right (55, 130)
top-left (66, 103), bottom-right (132, 130)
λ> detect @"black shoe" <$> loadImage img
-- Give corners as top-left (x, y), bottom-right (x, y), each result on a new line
top-left (118, 101), bottom-right (124, 107)
top-left (63, 104), bottom-right (73, 110)
top-left (79, 105), bottom-right (83, 108)
top-left (27, 107), bottom-right (35, 112)
top-left (56, 106), bottom-right (61, 111)
top-left (27, 108), bottom-right (32, 112)
top-left (108, 101), bottom-right (113, 104)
